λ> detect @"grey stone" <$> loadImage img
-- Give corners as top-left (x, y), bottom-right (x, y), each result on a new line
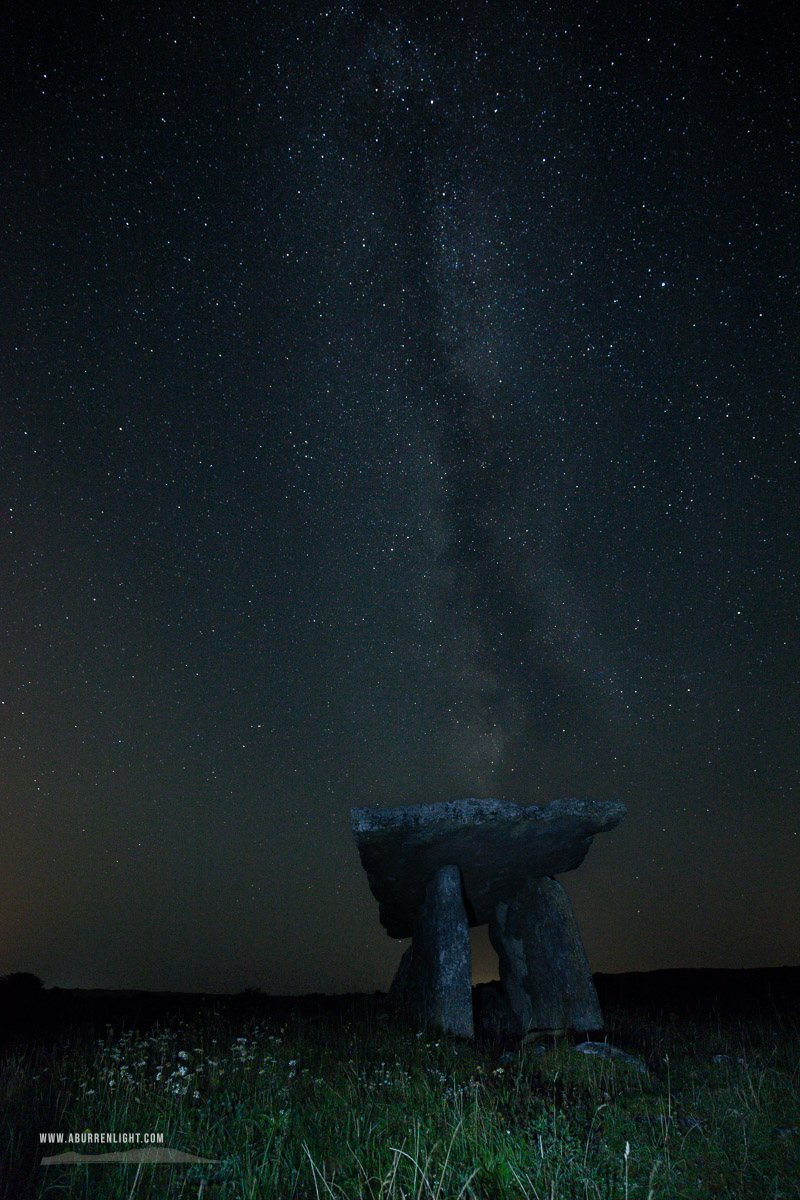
top-left (386, 864), bottom-right (474, 1039)
top-left (351, 797), bottom-right (626, 938)
top-left (473, 982), bottom-right (517, 1040)
top-left (489, 876), bottom-right (603, 1034)
top-left (386, 945), bottom-right (414, 1012)
top-left (573, 1042), bottom-right (648, 1074)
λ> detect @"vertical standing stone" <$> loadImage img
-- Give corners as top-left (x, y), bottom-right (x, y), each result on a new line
top-left (489, 876), bottom-right (602, 1033)
top-left (386, 863), bottom-right (474, 1038)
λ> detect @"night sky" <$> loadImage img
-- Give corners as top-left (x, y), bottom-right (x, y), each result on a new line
top-left (2, 0), bottom-right (798, 994)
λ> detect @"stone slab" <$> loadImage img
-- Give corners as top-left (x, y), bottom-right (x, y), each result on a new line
top-left (386, 863), bottom-right (473, 1038)
top-left (489, 876), bottom-right (603, 1033)
top-left (351, 797), bottom-right (625, 938)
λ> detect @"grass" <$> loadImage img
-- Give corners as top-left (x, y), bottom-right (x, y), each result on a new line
top-left (1, 990), bottom-right (799, 1198)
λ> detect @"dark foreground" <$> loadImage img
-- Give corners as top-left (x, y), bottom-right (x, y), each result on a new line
top-left (1, 968), bottom-right (799, 1198)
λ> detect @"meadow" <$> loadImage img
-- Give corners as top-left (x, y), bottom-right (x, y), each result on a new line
top-left (1, 979), bottom-right (799, 1199)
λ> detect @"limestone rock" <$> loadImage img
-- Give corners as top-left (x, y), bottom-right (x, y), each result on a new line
top-left (473, 982), bottom-right (517, 1041)
top-left (386, 945), bottom-right (414, 1012)
top-left (573, 1042), bottom-right (648, 1074)
top-left (351, 798), bottom-right (626, 938)
top-left (386, 863), bottom-right (473, 1039)
top-left (489, 876), bottom-right (602, 1033)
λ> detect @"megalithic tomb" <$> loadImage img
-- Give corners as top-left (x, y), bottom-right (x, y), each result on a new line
top-left (351, 798), bottom-right (626, 1039)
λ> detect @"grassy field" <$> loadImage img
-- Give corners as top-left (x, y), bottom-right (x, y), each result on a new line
top-left (2, 984), bottom-right (799, 1199)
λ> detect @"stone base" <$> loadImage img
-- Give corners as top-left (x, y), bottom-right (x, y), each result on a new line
top-left (489, 876), bottom-right (603, 1034)
top-left (386, 863), bottom-right (473, 1039)
top-left (473, 982), bottom-right (517, 1040)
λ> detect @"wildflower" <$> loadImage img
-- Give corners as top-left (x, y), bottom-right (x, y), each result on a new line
top-left (178, 1050), bottom-right (190, 1060)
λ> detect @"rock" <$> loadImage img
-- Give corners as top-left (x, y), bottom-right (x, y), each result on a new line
top-left (385, 945), bottom-right (414, 1011)
top-left (386, 863), bottom-right (474, 1038)
top-left (473, 982), bottom-right (517, 1040)
top-left (351, 797), bottom-right (626, 938)
top-left (573, 1042), bottom-right (648, 1073)
top-left (489, 877), bottom-right (603, 1034)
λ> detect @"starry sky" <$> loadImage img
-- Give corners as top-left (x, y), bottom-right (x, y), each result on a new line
top-left (2, 0), bottom-right (798, 994)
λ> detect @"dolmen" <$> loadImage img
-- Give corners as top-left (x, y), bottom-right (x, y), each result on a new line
top-left (351, 798), bottom-right (626, 1040)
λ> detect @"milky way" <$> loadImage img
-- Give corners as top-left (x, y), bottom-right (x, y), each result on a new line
top-left (2, 0), bottom-right (798, 990)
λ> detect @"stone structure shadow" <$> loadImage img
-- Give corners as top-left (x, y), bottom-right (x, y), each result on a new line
top-left (351, 798), bottom-right (626, 1040)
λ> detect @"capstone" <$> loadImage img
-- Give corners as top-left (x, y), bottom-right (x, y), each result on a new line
top-left (351, 797), bottom-right (626, 937)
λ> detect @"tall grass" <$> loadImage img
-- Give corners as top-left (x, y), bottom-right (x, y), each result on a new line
top-left (1, 993), bottom-right (798, 1198)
